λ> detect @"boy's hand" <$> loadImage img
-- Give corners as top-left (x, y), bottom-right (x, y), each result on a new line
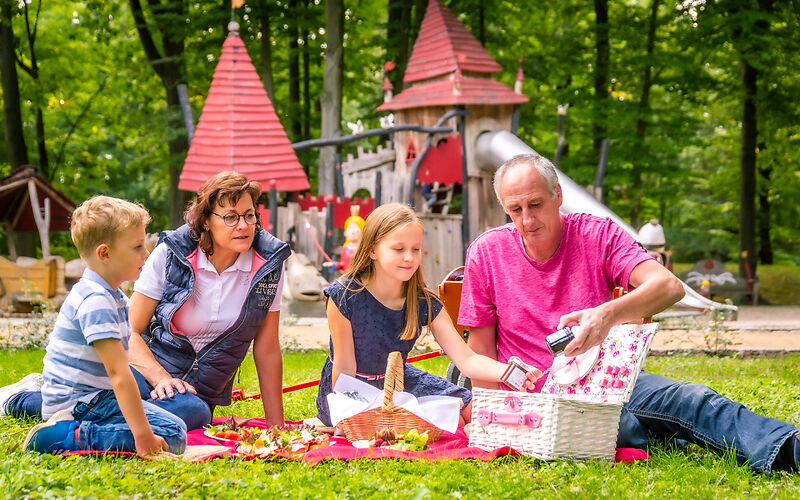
top-left (135, 431), bottom-right (169, 457)
top-left (151, 378), bottom-right (197, 400)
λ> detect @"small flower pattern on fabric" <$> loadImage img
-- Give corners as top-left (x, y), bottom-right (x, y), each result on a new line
top-left (541, 323), bottom-right (658, 403)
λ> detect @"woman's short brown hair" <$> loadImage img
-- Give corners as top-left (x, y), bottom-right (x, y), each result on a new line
top-left (184, 171), bottom-right (263, 255)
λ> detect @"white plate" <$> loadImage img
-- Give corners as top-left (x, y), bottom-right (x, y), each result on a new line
top-left (549, 345), bottom-right (601, 385)
top-left (203, 428), bottom-right (262, 445)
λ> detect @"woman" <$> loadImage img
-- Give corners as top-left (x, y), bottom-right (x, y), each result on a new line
top-left (0, 172), bottom-right (289, 431)
top-left (128, 171), bottom-right (289, 430)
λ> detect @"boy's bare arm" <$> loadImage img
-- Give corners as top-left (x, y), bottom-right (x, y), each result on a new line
top-left (94, 338), bottom-right (168, 456)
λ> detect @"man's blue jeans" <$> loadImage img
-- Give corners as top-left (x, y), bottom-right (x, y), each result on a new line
top-left (72, 390), bottom-right (186, 453)
top-left (617, 372), bottom-right (798, 473)
top-left (6, 368), bottom-right (212, 432)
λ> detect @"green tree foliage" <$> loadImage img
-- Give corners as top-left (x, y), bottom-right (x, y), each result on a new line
top-left (0, 0), bottom-right (796, 269)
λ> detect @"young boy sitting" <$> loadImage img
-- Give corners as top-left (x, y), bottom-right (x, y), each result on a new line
top-left (22, 196), bottom-right (186, 456)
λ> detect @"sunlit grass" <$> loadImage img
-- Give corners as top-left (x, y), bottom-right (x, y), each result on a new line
top-left (2, 350), bottom-right (799, 498)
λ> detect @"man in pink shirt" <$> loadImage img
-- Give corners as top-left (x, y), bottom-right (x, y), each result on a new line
top-left (459, 153), bottom-right (799, 473)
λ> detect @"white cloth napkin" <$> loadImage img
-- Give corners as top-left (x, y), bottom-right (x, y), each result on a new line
top-left (327, 374), bottom-right (461, 433)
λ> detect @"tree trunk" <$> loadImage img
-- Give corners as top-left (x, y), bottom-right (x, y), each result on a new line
top-left (593, 0), bottom-right (610, 161)
top-left (387, 0), bottom-right (411, 92)
top-left (477, 0), bottom-right (485, 45)
top-left (19, 1), bottom-right (48, 177)
top-left (739, 56), bottom-right (758, 278)
top-left (302, 0), bottom-right (310, 140)
top-left (35, 108), bottom-right (49, 178)
top-left (165, 77), bottom-right (189, 229)
top-left (0, 0), bottom-right (29, 168)
top-left (755, 0), bottom-right (773, 267)
top-left (319, 0), bottom-right (343, 196)
top-left (288, 0), bottom-right (301, 141)
top-left (630, 0), bottom-right (660, 228)
top-left (412, 0), bottom-right (427, 40)
top-left (129, 0), bottom-right (188, 228)
top-left (258, 7), bottom-right (275, 103)
top-left (758, 149), bottom-right (772, 265)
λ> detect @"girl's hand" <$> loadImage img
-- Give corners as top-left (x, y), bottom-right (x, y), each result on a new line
top-left (521, 368), bottom-right (544, 390)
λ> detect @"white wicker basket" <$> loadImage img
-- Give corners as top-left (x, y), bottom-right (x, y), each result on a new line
top-left (468, 323), bottom-right (658, 461)
top-left (469, 389), bottom-right (623, 461)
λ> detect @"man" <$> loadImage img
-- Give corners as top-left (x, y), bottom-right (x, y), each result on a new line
top-left (459, 153), bottom-right (799, 473)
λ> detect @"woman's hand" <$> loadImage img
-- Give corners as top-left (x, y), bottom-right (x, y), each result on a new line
top-left (150, 377), bottom-right (197, 400)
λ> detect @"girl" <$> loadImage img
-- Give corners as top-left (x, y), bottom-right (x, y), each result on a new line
top-left (315, 203), bottom-right (541, 427)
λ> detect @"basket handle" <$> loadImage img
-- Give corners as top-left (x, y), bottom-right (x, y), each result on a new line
top-left (382, 351), bottom-right (405, 409)
top-left (439, 266), bottom-right (465, 286)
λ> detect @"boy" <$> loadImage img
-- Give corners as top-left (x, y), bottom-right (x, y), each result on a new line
top-left (21, 196), bottom-right (186, 456)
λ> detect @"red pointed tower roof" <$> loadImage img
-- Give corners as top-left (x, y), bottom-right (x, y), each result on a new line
top-left (378, 0), bottom-right (527, 111)
top-left (180, 30), bottom-right (310, 193)
top-left (403, 0), bottom-right (501, 83)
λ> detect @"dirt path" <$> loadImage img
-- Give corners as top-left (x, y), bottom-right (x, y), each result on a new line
top-left (2, 305), bottom-right (798, 355)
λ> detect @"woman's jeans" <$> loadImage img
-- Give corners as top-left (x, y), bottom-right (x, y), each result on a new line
top-left (72, 390), bottom-right (186, 453)
top-left (617, 372), bottom-right (798, 473)
top-left (6, 368), bottom-right (212, 432)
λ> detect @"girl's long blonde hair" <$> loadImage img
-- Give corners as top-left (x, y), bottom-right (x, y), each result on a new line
top-left (339, 203), bottom-right (434, 340)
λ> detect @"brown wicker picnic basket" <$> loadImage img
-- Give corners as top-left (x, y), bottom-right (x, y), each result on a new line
top-left (337, 351), bottom-right (444, 442)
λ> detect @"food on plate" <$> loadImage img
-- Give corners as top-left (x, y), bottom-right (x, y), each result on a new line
top-left (368, 427), bottom-right (429, 451)
top-left (204, 417), bottom-right (262, 443)
top-left (236, 424), bottom-right (330, 458)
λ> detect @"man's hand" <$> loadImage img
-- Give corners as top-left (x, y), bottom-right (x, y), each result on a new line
top-left (150, 378), bottom-right (197, 400)
top-left (134, 431), bottom-right (169, 457)
top-left (557, 304), bottom-right (613, 357)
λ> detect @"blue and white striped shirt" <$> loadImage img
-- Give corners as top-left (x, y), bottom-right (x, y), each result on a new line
top-left (41, 269), bottom-right (131, 419)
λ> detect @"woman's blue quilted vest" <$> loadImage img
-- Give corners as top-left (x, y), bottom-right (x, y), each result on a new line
top-left (141, 224), bottom-right (290, 407)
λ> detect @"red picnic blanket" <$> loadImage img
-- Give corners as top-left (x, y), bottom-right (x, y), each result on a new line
top-left (63, 417), bottom-right (648, 464)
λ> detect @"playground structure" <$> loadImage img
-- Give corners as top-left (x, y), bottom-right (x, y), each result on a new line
top-left (171, 0), bottom-right (734, 314)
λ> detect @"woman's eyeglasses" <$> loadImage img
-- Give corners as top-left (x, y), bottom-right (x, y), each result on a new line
top-left (212, 211), bottom-right (258, 227)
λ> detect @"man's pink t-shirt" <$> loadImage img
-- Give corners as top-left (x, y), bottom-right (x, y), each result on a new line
top-left (458, 213), bottom-right (651, 390)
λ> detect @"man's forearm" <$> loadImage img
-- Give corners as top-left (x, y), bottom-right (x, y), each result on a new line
top-left (609, 271), bottom-right (684, 325)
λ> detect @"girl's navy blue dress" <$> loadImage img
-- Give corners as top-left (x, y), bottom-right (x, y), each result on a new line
top-left (315, 278), bottom-right (472, 426)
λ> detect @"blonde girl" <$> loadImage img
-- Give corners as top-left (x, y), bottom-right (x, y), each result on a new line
top-left (315, 203), bottom-right (539, 427)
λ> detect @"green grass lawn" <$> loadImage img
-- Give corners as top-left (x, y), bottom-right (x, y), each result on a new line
top-left (2, 349), bottom-right (800, 499)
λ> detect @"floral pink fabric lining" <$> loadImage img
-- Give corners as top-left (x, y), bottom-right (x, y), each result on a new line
top-left (541, 323), bottom-right (657, 403)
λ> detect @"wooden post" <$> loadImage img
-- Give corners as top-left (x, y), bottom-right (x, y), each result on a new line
top-left (27, 179), bottom-right (51, 258)
top-left (323, 195), bottom-right (336, 281)
top-left (374, 170), bottom-right (382, 206)
top-left (334, 152), bottom-right (344, 196)
top-left (459, 111), bottom-right (470, 261)
top-left (269, 180), bottom-right (278, 236)
top-left (5, 222), bottom-right (17, 261)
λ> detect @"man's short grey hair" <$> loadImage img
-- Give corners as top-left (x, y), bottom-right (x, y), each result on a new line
top-left (493, 153), bottom-right (560, 208)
